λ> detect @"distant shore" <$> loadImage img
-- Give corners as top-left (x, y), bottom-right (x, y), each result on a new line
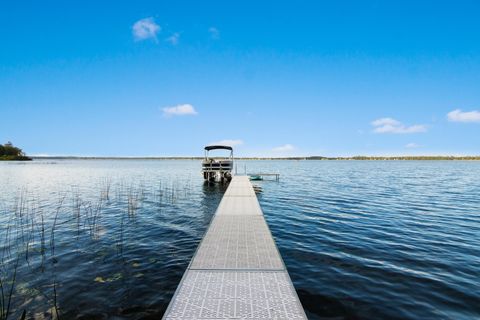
top-left (0, 155), bottom-right (32, 161)
top-left (30, 156), bottom-right (480, 161)
top-left (0, 142), bottom-right (32, 161)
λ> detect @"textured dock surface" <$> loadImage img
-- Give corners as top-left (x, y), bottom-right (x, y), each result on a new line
top-left (163, 176), bottom-right (306, 319)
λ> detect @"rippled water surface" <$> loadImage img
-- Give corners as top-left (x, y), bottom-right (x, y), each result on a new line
top-left (1, 160), bottom-right (479, 319)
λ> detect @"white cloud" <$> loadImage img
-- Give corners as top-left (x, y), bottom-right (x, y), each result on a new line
top-left (371, 118), bottom-right (401, 127)
top-left (132, 17), bottom-right (160, 41)
top-left (272, 144), bottom-right (295, 152)
top-left (447, 109), bottom-right (480, 123)
top-left (166, 32), bottom-right (180, 45)
top-left (371, 117), bottom-right (427, 134)
top-left (162, 104), bottom-right (198, 117)
top-left (209, 27), bottom-right (220, 39)
top-left (209, 139), bottom-right (244, 147)
top-left (405, 143), bottom-right (420, 148)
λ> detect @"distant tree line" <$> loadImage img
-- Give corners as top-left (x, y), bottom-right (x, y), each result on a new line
top-left (323, 156), bottom-right (480, 160)
top-left (0, 141), bottom-right (32, 160)
top-left (230, 156), bottom-right (480, 160)
top-left (29, 155), bottom-right (480, 161)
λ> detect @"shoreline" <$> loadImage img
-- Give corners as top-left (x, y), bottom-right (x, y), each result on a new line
top-left (0, 156), bottom-right (32, 161)
top-left (28, 156), bottom-right (480, 161)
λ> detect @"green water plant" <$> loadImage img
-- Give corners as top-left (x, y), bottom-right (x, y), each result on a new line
top-left (0, 177), bottom-right (195, 317)
top-left (0, 256), bottom-right (19, 320)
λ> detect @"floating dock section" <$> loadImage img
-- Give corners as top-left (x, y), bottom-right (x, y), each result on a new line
top-left (163, 176), bottom-right (307, 319)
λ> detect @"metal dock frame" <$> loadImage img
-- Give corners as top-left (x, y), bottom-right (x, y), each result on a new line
top-left (162, 176), bottom-right (307, 319)
top-left (248, 173), bottom-right (280, 181)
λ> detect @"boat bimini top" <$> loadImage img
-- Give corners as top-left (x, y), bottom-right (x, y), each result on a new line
top-left (204, 145), bottom-right (233, 151)
top-left (204, 145), bottom-right (233, 159)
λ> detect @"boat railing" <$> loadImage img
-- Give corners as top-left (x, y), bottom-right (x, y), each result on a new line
top-left (202, 162), bottom-right (233, 171)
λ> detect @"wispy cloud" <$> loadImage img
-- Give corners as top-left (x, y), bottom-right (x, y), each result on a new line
top-left (405, 143), bottom-right (420, 148)
top-left (132, 17), bottom-right (160, 41)
top-left (447, 109), bottom-right (480, 123)
top-left (371, 118), bottom-right (427, 134)
top-left (272, 144), bottom-right (295, 152)
top-left (209, 27), bottom-right (220, 39)
top-left (209, 139), bottom-right (243, 147)
top-left (162, 104), bottom-right (198, 117)
top-left (166, 32), bottom-right (180, 45)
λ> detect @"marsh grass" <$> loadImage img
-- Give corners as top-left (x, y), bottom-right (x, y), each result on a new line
top-left (83, 199), bottom-right (104, 240)
top-left (100, 178), bottom-right (111, 201)
top-left (127, 189), bottom-right (140, 217)
top-left (0, 255), bottom-right (19, 320)
top-left (0, 177), bottom-right (194, 318)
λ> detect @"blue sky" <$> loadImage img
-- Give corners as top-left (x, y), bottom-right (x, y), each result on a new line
top-left (1, 1), bottom-right (479, 157)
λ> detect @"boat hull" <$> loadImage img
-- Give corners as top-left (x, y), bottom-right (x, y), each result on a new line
top-left (202, 160), bottom-right (233, 182)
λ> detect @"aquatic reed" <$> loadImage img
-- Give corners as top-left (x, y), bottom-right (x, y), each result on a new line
top-left (100, 178), bottom-right (111, 201)
top-left (0, 176), bottom-right (194, 318)
top-left (83, 199), bottom-right (103, 240)
top-left (50, 197), bottom-right (65, 259)
top-left (0, 256), bottom-right (19, 320)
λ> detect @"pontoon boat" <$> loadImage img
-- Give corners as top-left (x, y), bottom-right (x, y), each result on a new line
top-left (202, 145), bottom-right (233, 182)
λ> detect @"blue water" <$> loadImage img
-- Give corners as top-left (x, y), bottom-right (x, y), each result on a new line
top-left (0, 160), bottom-right (479, 319)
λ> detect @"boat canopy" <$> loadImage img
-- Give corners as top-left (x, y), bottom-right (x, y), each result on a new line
top-left (204, 145), bottom-right (233, 151)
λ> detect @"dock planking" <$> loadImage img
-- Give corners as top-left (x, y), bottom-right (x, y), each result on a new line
top-left (163, 176), bottom-right (307, 319)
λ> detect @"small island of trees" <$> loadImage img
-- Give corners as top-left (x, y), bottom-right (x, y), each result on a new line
top-left (0, 142), bottom-right (32, 161)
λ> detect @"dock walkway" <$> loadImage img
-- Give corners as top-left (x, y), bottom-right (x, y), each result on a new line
top-left (163, 176), bottom-right (307, 319)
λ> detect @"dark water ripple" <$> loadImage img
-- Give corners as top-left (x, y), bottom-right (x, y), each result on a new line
top-left (1, 160), bottom-right (480, 319)
top-left (249, 160), bottom-right (480, 319)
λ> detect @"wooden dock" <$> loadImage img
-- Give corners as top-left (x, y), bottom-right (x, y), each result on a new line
top-left (162, 176), bottom-right (307, 319)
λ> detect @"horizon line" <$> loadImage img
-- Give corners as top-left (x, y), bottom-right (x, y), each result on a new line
top-left (29, 155), bottom-right (480, 160)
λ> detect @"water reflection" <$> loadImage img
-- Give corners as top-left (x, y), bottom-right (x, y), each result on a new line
top-left (0, 160), bottom-right (226, 319)
top-left (1, 160), bottom-right (479, 319)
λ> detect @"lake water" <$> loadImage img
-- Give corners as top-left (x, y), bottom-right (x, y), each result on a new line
top-left (0, 160), bottom-right (479, 319)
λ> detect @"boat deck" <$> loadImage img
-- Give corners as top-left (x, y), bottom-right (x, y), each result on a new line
top-left (163, 176), bottom-right (306, 319)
